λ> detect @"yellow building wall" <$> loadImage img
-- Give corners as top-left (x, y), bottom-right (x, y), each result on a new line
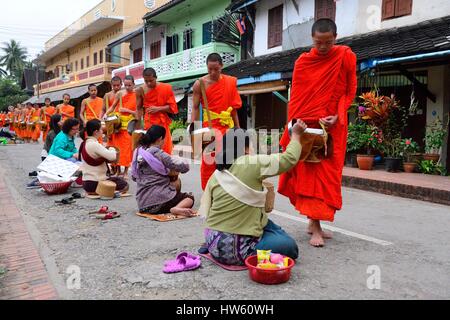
top-left (43, 0), bottom-right (171, 72)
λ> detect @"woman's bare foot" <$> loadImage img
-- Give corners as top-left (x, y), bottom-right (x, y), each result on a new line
top-left (308, 219), bottom-right (333, 239)
top-left (309, 220), bottom-right (325, 247)
top-left (170, 207), bottom-right (195, 217)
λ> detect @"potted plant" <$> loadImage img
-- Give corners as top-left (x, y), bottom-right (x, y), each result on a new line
top-left (423, 118), bottom-right (447, 163)
top-left (356, 126), bottom-right (383, 170)
top-left (400, 138), bottom-right (420, 173)
top-left (346, 121), bottom-right (366, 167)
top-left (381, 136), bottom-right (403, 172)
top-left (418, 160), bottom-right (448, 176)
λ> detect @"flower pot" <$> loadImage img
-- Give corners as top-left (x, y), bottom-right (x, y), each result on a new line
top-left (403, 162), bottom-right (417, 173)
top-left (357, 154), bottom-right (375, 170)
top-left (423, 153), bottom-right (440, 163)
top-left (385, 157), bottom-right (402, 172)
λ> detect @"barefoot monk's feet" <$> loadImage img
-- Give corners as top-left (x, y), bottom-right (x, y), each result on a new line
top-left (308, 219), bottom-right (325, 247)
top-left (308, 219), bottom-right (333, 239)
top-left (170, 207), bottom-right (196, 217)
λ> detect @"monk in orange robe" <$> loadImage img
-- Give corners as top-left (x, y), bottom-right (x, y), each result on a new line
top-left (31, 104), bottom-right (41, 142)
top-left (108, 75), bottom-right (137, 178)
top-left (8, 106), bottom-right (15, 132)
top-left (103, 76), bottom-right (122, 149)
top-left (41, 98), bottom-right (56, 142)
top-left (57, 94), bottom-right (75, 122)
top-left (81, 84), bottom-right (104, 143)
top-left (191, 53), bottom-right (242, 190)
top-left (136, 68), bottom-right (178, 155)
top-left (24, 103), bottom-right (34, 142)
top-left (278, 19), bottom-right (357, 247)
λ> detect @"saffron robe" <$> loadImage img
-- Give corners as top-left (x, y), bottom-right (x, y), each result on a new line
top-left (42, 106), bottom-right (56, 142)
top-left (59, 104), bottom-right (75, 121)
top-left (278, 45), bottom-right (357, 222)
top-left (31, 108), bottom-right (41, 141)
top-left (143, 83), bottom-right (178, 155)
top-left (109, 92), bottom-right (136, 167)
top-left (200, 75), bottom-right (242, 190)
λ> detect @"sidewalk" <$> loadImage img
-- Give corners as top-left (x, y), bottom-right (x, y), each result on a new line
top-left (343, 167), bottom-right (450, 206)
top-left (0, 177), bottom-right (58, 300)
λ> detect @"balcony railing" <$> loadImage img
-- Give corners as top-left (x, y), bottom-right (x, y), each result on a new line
top-left (145, 42), bottom-right (240, 82)
top-left (35, 62), bottom-right (123, 95)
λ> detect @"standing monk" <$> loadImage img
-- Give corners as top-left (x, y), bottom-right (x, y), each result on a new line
top-left (136, 68), bottom-right (178, 155)
top-left (80, 84), bottom-right (104, 143)
top-left (278, 19), bottom-right (357, 247)
top-left (31, 104), bottom-right (41, 143)
top-left (56, 94), bottom-right (75, 122)
top-left (191, 53), bottom-right (242, 190)
top-left (103, 76), bottom-right (122, 148)
top-left (41, 98), bottom-right (56, 142)
top-left (107, 75), bottom-right (137, 178)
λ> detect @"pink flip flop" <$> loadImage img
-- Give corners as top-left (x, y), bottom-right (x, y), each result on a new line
top-left (163, 256), bottom-right (201, 273)
top-left (164, 252), bottom-right (200, 267)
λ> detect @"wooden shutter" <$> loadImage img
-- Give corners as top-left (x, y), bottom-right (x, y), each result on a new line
top-left (396, 0), bottom-right (413, 17)
top-left (268, 5), bottom-right (283, 49)
top-left (133, 48), bottom-right (143, 63)
top-left (382, 0), bottom-right (396, 20)
top-left (99, 50), bottom-right (103, 64)
top-left (150, 41), bottom-right (161, 60)
top-left (93, 53), bottom-right (98, 65)
top-left (315, 0), bottom-right (336, 20)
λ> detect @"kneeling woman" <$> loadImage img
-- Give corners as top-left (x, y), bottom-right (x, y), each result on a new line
top-left (79, 119), bottom-right (129, 195)
top-left (199, 121), bottom-right (307, 265)
top-left (132, 125), bottom-right (195, 217)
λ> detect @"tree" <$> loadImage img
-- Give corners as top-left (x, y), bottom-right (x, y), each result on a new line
top-left (0, 78), bottom-right (29, 111)
top-left (0, 67), bottom-right (7, 78)
top-left (0, 40), bottom-right (28, 82)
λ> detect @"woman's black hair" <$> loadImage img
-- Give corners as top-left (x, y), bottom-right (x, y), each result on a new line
top-left (139, 125), bottom-right (166, 147)
top-left (216, 128), bottom-right (250, 171)
top-left (49, 114), bottom-right (62, 135)
top-left (82, 119), bottom-right (102, 138)
top-left (62, 118), bottom-right (80, 134)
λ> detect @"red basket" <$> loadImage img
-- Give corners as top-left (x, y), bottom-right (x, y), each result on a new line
top-left (245, 255), bottom-right (295, 285)
top-left (39, 181), bottom-right (72, 195)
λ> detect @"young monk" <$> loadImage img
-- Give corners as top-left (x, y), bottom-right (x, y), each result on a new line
top-left (24, 102), bottom-right (34, 143)
top-left (103, 76), bottom-right (122, 148)
top-left (278, 19), bottom-right (357, 247)
top-left (136, 68), bottom-right (178, 155)
top-left (31, 104), bottom-right (41, 143)
top-left (107, 75), bottom-right (137, 178)
top-left (56, 94), bottom-right (75, 121)
top-left (80, 84), bottom-right (104, 143)
top-left (191, 53), bottom-right (242, 190)
top-left (41, 98), bottom-right (56, 142)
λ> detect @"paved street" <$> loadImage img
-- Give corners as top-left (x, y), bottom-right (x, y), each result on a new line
top-left (0, 142), bottom-right (449, 300)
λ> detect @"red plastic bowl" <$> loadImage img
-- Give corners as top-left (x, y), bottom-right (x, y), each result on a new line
top-left (245, 255), bottom-right (295, 285)
top-left (39, 181), bottom-right (72, 195)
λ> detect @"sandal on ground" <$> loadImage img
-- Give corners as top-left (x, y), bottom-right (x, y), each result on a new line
top-left (95, 211), bottom-right (120, 220)
top-left (88, 206), bottom-right (109, 214)
top-left (55, 197), bottom-right (75, 205)
top-left (72, 192), bottom-right (84, 199)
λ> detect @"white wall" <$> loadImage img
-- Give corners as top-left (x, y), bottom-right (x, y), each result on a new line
top-left (144, 25), bottom-right (167, 61)
top-left (254, 0), bottom-right (284, 56)
top-left (129, 34), bottom-right (143, 64)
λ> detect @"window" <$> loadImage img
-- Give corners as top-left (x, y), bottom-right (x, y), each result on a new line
top-left (93, 52), bottom-right (98, 65)
top-left (86, 56), bottom-right (90, 68)
top-left (110, 46), bottom-right (121, 63)
top-left (268, 5), bottom-right (283, 48)
top-left (99, 50), bottom-right (104, 63)
top-left (55, 67), bottom-right (60, 78)
top-left (150, 41), bottom-right (161, 59)
top-left (133, 48), bottom-right (143, 63)
top-left (75, 61), bottom-right (78, 71)
top-left (80, 58), bottom-right (84, 70)
top-left (166, 34), bottom-right (179, 55)
top-left (382, 0), bottom-right (413, 20)
top-left (183, 29), bottom-right (193, 50)
top-left (315, 0), bottom-right (336, 21)
top-left (70, 63), bottom-right (73, 73)
top-left (203, 21), bottom-right (213, 45)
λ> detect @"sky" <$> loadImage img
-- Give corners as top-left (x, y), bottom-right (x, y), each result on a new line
top-left (1, 0), bottom-right (103, 60)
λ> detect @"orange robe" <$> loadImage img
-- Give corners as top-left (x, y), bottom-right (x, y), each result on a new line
top-left (0, 114), bottom-right (4, 127)
top-left (105, 93), bottom-right (116, 147)
top-left (42, 106), bottom-right (56, 142)
top-left (84, 97), bottom-right (103, 143)
top-left (278, 45), bottom-right (357, 222)
top-left (199, 75), bottom-right (242, 190)
top-left (8, 112), bottom-right (14, 132)
top-left (25, 109), bottom-right (33, 139)
top-left (59, 104), bottom-right (75, 121)
top-left (143, 83), bottom-right (178, 155)
top-left (109, 92), bottom-right (136, 167)
top-left (31, 109), bottom-right (41, 142)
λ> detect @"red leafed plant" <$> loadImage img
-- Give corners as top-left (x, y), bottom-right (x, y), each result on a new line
top-left (359, 90), bottom-right (399, 127)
